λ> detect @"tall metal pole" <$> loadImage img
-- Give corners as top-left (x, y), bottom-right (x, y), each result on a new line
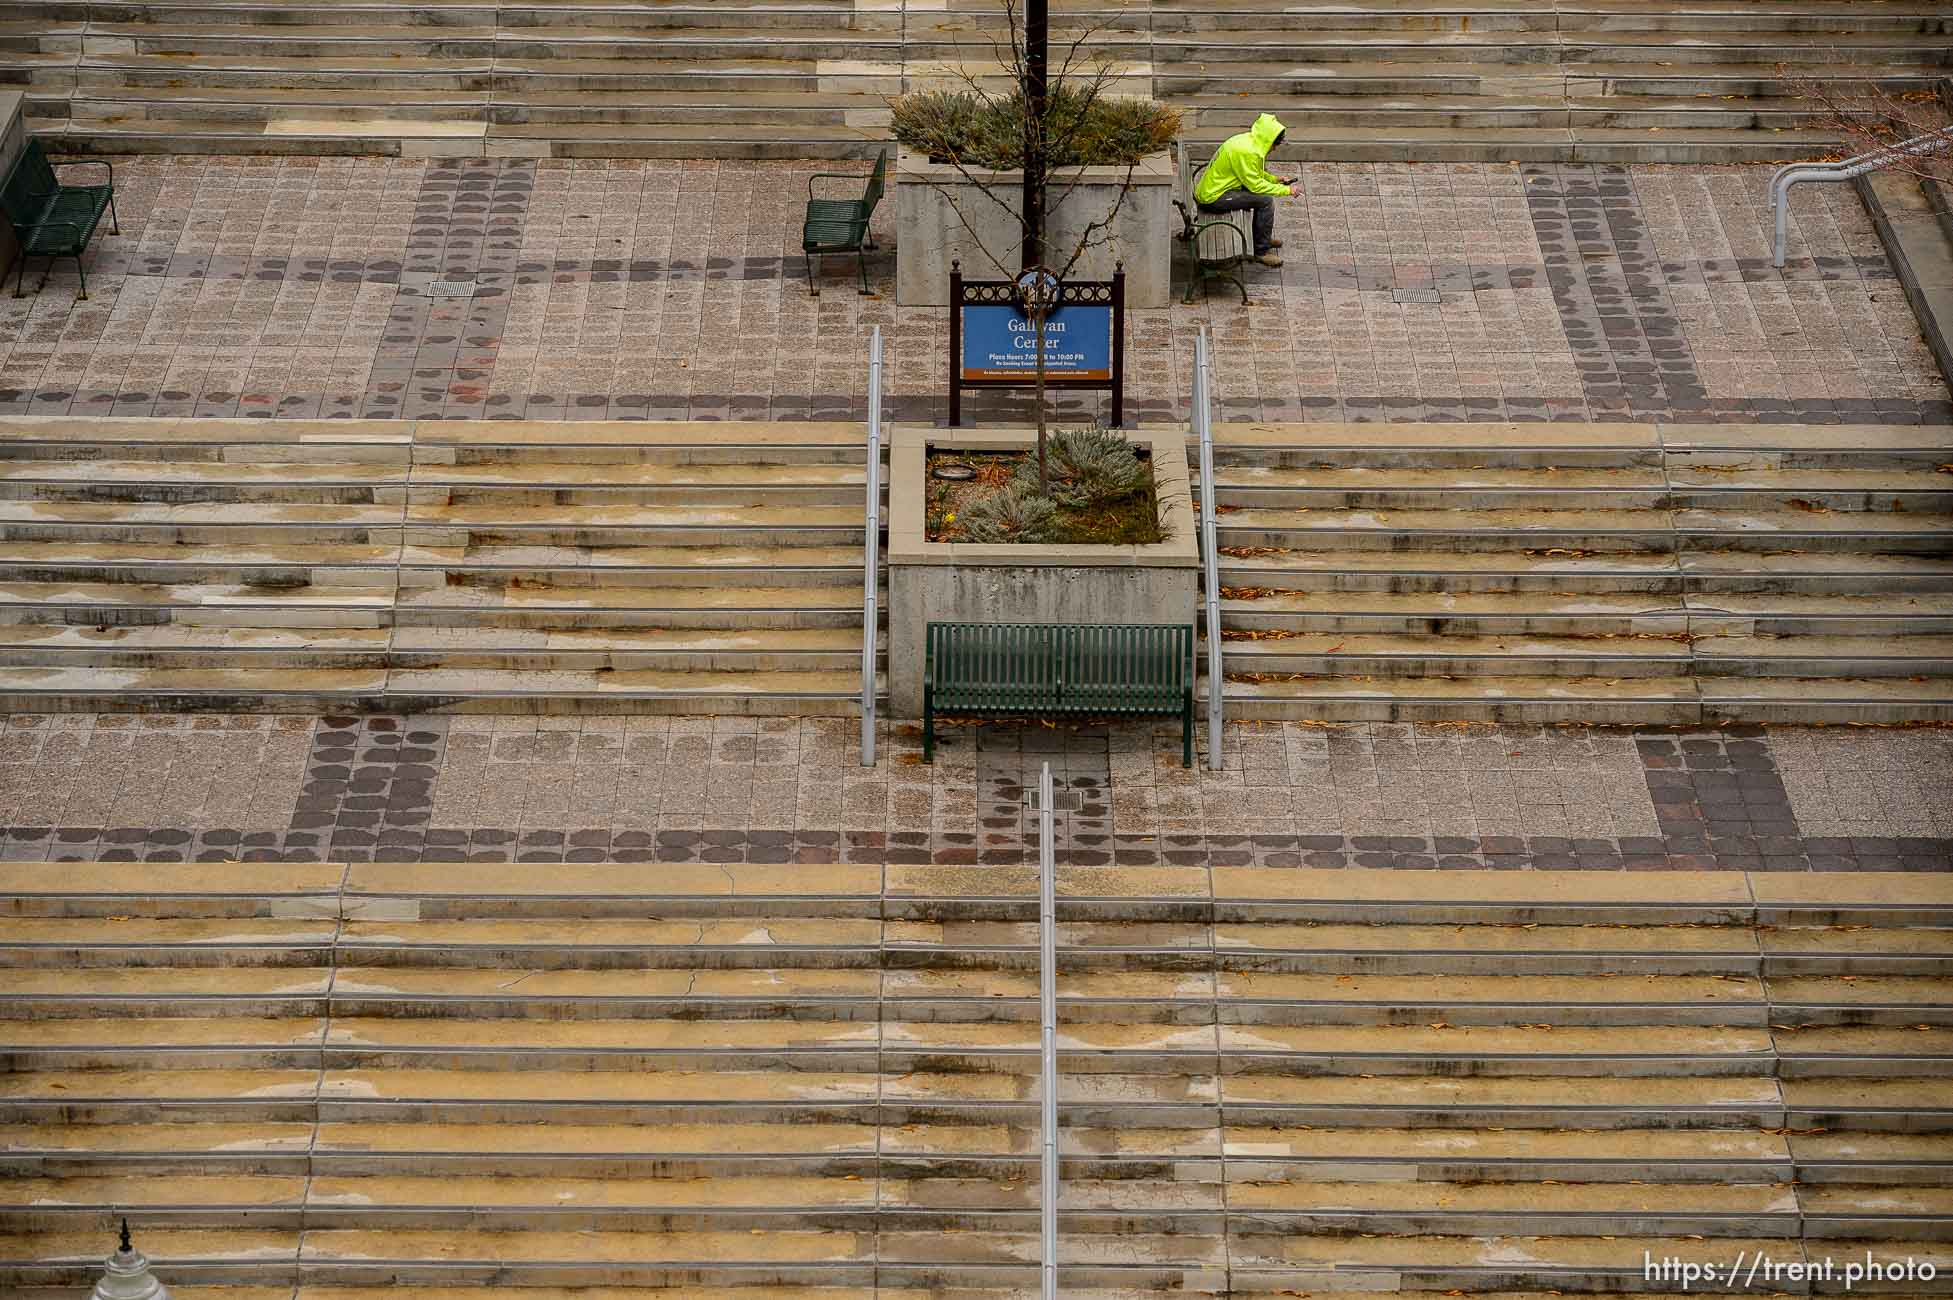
top-left (859, 326), bottom-right (883, 767)
top-left (1022, 0), bottom-right (1048, 271)
top-left (1037, 760), bottom-right (1058, 1300)
top-left (1196, 328), bottom-right (1224, 771)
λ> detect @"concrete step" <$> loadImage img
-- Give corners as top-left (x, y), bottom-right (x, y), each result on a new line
top-left (0, 540), bottom-right (864, 588)
top-left (1157, 58), bottom-right (1947, 98)
top-left (9, 0), bottom-right (1945, 160)
top-left (1219, 671), bottom-right (1953, 723)
top-left (0, 665), bottom-right (875, 715)
top-left (0, 866), bottom-right (1945, 1290)
top-left (1182, 91), bottom-right (1835, 132)
top-left (1207, 465), bottom-right (1953, 512)
top-left (1214, 506), bottom-right (1953, 554)
top-left (0, 459), bottom-right (864, 507)
top-left (1157, 28), bottom-right (1953, 62)
top-left (1154, 1), bottom-right (1953, 36)
top-left (384, 627), bottom-right (877, 672)
top-left (0, 624), bottom-right (394, 667)
top-left (1215, 630), bottom-right (1953, 679)
top-left (396, 582), bottom-right (864, 621)
top-left (1216, 589), bottom-right (1953, 637)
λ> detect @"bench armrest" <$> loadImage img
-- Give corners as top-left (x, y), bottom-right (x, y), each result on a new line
top-left (49, 157), bottom-right (112, 186)
top-left (1170, 198), bottom-right (1195, 238)
top-left (11, 217), bottom-right (84, 240)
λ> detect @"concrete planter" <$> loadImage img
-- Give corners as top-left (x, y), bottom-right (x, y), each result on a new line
top-left (894, 148), bottom-right (1173, 308)
top-left (886, 424), bottom-right (1198, 719)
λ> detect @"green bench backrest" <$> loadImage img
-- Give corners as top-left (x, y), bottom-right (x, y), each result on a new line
top-left (928, 622), bottom-right (1192, 710)
top-left (929, 622), bottom-right (1061, 711)
top-left (861, 147), bottom-right (888, 218)
top-left (0, 140), bottom-right (58, 229)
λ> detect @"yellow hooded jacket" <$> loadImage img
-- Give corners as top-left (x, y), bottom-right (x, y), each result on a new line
top-left (1193, 113), bottom-right (1291, 205)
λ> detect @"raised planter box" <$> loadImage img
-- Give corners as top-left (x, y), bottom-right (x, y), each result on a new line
top-left (885, 423), bottom-right (1198, 719)
top-left (894, 147), bottom-right (1173, 309)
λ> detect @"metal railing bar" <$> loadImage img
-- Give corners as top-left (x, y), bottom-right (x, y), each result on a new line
top-left (1195, 328), bottom-right (1224, 771)
top-left (1770, 124), bottom-right (1953, 267)
top-left (861, 325), bottom-right (883, 768)
top-left (1038, 759), bottom-right (1058, 1300)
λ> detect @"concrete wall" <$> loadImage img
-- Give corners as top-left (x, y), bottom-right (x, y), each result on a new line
top-left (1857, 170), bottom-right (1953, 396)
top-left (894, 149), bottom-right (1174, 308)
top-left (885, 425), bottom-right (1199, 718)
top-left (0, 94), bottom-right (25, 282)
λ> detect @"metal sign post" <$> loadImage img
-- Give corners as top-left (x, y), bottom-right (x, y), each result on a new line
top-left (948, 262), bottom-right (1126, 427)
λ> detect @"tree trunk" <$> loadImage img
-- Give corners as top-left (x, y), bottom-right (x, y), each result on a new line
top-left (1034, 305), bottom-right (1048, 493)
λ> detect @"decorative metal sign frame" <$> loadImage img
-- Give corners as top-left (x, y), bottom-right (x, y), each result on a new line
top-left (948, 262), bottom-right (1126, 427)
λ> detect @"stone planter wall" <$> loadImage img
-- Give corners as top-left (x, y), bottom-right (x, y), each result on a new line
top-left (894, 148), bottom-right (1174, 309)
top-left (0, 95), bottom-right (26, 283)
top-left (886, 425), bottom-right (1199, 719)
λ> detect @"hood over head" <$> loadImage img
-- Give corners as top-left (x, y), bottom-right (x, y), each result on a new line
top-left (1249, 113), bottom-right (1286, 152)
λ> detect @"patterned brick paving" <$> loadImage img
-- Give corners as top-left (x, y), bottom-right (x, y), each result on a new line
top-left (0, 715), bottom-right (1945, 869)
top-left (1, 157), bottom-right (1944, 426)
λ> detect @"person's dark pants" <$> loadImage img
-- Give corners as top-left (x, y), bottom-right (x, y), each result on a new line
top-left (1197, 191), bottom-right (1275, 256)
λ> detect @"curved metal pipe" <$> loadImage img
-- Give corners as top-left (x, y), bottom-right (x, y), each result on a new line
top-left (1771, 126), bottom-right (1953, 268)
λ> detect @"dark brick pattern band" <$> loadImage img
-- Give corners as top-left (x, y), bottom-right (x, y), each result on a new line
top-left (2, 719), bottom-right (1945, 870)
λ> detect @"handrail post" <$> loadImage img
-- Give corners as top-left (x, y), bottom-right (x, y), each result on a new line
top-left (1769, 124), bottom-right (1953, 267)
top-left (1037, 760), bottom-right (1058, 1300)
top-left (860, 326), bottom-right (883, 767)
top-left (1195, 328), bottom-right (1224, 771)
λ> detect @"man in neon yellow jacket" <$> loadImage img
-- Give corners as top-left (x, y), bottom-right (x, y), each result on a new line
top-left (1194, 113), bottom-right (1296, 267)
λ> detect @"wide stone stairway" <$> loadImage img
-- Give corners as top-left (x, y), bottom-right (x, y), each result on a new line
top-left (1203, 421), bottom-right (1953, 723)
top-left (0, 417), bottom-right (879, 714)
top-left (1, 415), bottom-right (1950, 721)
top-left (8, 0), bottom-right (1948, 160)
top-left (0, 862), bottom-right (1948, 1295)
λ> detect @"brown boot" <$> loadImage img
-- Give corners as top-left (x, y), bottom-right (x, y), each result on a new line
top-left (1268, 239), bottom-right (1283, 248)
top-left (1254, 252), bottom-right (1283, 268)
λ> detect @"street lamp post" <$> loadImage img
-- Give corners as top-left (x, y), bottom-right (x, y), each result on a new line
top-left (1022, 0), bottom-right (1047, 271)
top-left (92, 1221), bottom-right (170, 1300)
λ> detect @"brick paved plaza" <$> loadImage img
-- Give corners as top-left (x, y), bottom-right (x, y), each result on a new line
top-left (0, 157), bottom-right (1944, 425)
top-left (0, 714), bottom-right (1945, 870)
top-left (0, 155), bottom-right (1946, 870)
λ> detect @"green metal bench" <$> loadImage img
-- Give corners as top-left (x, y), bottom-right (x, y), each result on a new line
top-left (0, 139), bottom-right (116, 300)
top-left (923, 621), bottom-right (1196, 767)
top-left (1171, 142), bottom-right (1250, 305)
top-left (801, 146), bottom-right (886, 297)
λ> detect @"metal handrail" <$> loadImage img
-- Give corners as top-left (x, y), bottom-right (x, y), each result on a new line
top-left (1194, 329), bottom-right (1224, 771)
top-left (860, 326), bottom-right (883, 768)
top-left (1770, 124), bottom-right (1953, 267)
top-left (1037, 760), bottom-right (1059, 1300)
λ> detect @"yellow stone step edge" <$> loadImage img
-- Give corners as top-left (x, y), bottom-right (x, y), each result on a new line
top-left (0, 416), bottom-right (870, 447)
top-left (1, 864), bottom-right (1948, 911)
top-left (1206, 420), bottom-right (1953, 452)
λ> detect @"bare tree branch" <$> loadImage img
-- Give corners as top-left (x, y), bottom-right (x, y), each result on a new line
top-left (1783, 67), bottom-right (1953, 192)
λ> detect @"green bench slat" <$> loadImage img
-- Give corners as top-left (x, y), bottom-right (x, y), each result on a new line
top-left (923, 621), bottom-right (1195, 767)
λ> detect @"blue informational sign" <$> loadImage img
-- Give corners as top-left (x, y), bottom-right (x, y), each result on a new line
top-left (959, 303), bottom-right (1114, 382)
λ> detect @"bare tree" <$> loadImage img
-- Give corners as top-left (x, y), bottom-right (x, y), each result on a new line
top-left (891, 0), bottom-right (1179, 488)
top-left (1783, 69), bottom-right (1953, 192)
